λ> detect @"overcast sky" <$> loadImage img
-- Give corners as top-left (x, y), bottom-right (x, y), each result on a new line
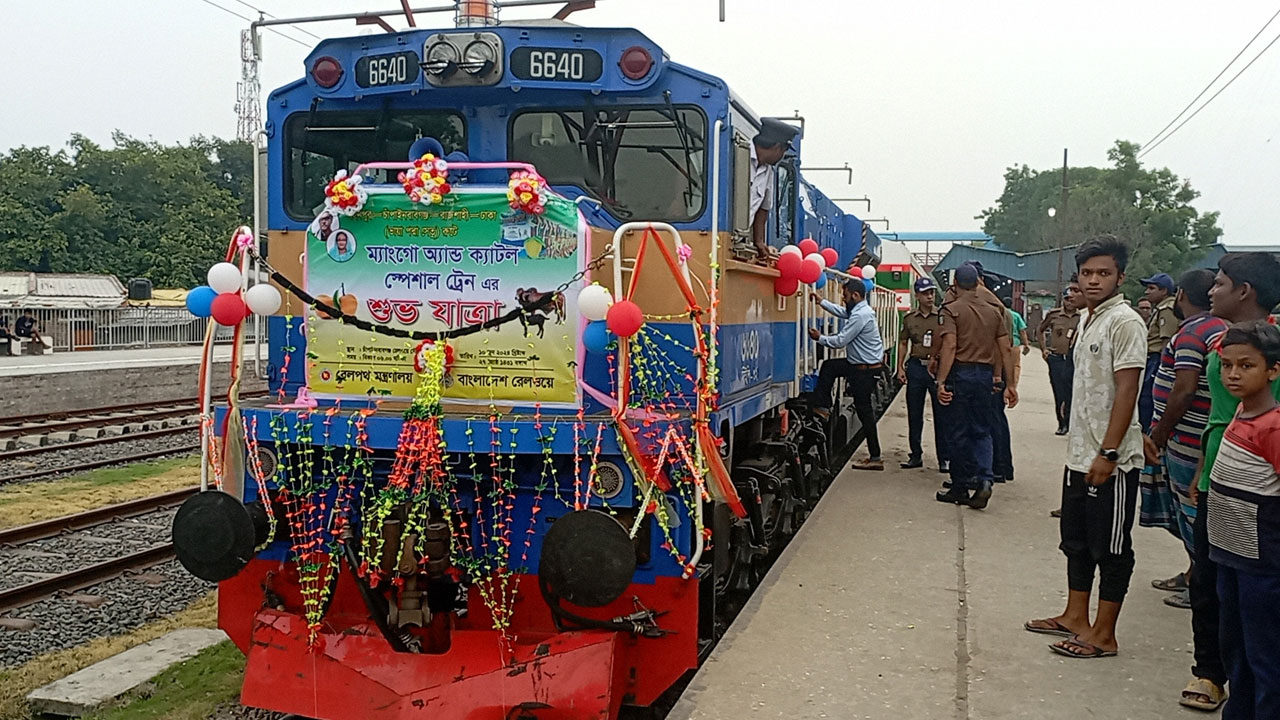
top-left (5, 1), bottom-right (1280, 243)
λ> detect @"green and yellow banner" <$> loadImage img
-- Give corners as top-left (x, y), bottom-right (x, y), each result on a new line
top-left (305, 188), bottom-right (585, 406)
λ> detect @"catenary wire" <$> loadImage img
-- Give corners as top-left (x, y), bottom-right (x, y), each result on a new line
top-left (1140, 27), bottom-right (1280, 159)
top-left (228, 0), bottom-right (325, 40)
top-left (193, 0), bottom-right (314, 48)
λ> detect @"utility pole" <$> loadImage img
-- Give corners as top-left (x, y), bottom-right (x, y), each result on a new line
top-left (235, 26), bottom-right (262, 142)
top-left (1054, 148), bottom-right (1069, 297)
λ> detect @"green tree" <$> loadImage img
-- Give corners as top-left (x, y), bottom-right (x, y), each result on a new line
top-left (0, 133), bottom-right (250, 288)
top-left (978, 140), bottom-right (1222, 292)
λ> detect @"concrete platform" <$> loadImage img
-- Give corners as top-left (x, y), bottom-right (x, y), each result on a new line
top-left (0, 345), bottom-right (235, 377)
top-left (671, 360), bottom-right (1202, 720)
top-left (26, 628), bottom-right (226, 717)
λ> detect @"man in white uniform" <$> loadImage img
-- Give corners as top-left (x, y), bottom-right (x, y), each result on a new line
top-left (748, 118), bottom-right (799, 261)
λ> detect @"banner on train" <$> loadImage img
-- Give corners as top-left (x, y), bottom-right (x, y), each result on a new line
top-left (305, 188), bottom-right (585, 406)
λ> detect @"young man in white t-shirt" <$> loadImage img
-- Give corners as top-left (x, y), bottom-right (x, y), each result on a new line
top-left (1025, 235), bottom-right (1147, 658)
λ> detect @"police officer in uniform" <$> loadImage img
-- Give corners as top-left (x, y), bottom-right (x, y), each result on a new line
top-left (1138, 272), bottom-right (1178, 430)
top-left (896, 277), bottom-right (950, 471)
top-left (935, 263), bottom-right (1017, 509)
top-left (1040, 285), bottom-right (1082, 435)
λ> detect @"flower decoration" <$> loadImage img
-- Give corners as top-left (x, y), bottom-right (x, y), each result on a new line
top-left (399, 153), bottom-right (452, 206)
top-left (507, 170), bottom-right (546, 215)
top-left (323, 169), bottom-right (367, 216)
top-left (413, 338), bottom-right (455, 375)
top-left (677, 243), bottom-right (693, 264)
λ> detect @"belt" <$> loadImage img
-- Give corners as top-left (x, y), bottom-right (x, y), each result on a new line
top-left (847, 362), bottom-right (883, 370)
top-left (954, 361), bottom-right (993, 370)
top-left (1048, 352), bottom-right (1068, 358)
top-left (907, 356), bottom-right (931, 364)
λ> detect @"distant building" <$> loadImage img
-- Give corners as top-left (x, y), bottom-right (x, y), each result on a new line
top-left (0, 272), bottom-right (126, 310)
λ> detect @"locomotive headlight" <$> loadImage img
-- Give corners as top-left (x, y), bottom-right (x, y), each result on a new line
top-left (461, 40), bottom-right (497, 75)
top-left (423, 41), bottom-right (459, 76)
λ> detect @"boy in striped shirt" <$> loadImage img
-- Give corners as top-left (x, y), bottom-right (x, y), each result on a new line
top-left (1207, 321), bottom-right (1280, 719)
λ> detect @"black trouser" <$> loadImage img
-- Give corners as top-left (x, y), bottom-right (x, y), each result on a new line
top-left (1190, 487), bottom-right (1227, 685)
top-left (946, 363), bottom-right (996, 491)
top-left (990, 387), bottom-right (1012, 480)
top-left (815, 359), bottom-right (881, 459)
top-left (1047, 353), bottom-right (1073, 428)
top-left (1139, 351), bottom-right (1161, 432)
top-left (1060, 467), bottom-right (1139, 603)
top-left (905, 358), bottom-right (949, 464)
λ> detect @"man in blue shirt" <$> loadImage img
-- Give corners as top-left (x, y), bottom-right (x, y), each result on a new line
top-left (809, 279), bottom-right (886, 470)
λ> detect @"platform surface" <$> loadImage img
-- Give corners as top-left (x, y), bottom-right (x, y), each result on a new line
top-left (671, 359), bottom-right (1202, 720)
top-left (0, 345), bottom-right (241, 377)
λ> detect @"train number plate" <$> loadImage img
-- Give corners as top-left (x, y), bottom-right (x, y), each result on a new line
top-left (356, 52), bottom-right (421, 88)
top-left (509, 47), bottom-right (603, 82)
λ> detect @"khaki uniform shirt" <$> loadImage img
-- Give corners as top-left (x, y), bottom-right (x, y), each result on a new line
top-left (939, 290), bottom-right (1010, 366)
top-left (1039, 307), bottom-right (1080, 355)
top-left (900, 308), bottom-right (940, 360)
top-left (1147, 296), bottom-right (1177, 353)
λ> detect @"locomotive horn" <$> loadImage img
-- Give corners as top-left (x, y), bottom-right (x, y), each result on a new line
top-left (172, 490), bottom-right (266, 582)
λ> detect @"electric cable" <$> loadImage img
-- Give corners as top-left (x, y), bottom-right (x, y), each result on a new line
top-left (228, 0), bottom-right (324, 40)
top-left (192, 0), bottom-right (313, 48)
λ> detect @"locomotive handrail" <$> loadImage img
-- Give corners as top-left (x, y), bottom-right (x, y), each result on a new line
top-left (610, 222), bottom-right (692, 300)
top-left (350, 160), bottom-right (541, 177)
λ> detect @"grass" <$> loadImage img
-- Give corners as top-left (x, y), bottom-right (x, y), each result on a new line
top-left (0, 456), bottom-right (199, 530)
top-left (0, 592), bottom-right (221, 720)
top-left (79, 641), bottom-right (246, 720)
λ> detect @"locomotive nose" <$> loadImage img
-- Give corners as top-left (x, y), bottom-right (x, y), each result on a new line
top-left (172, 490), bottom-right (271, 582)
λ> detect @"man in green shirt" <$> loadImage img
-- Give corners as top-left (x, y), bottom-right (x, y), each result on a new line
top-left (1179, 253), bottom-right (1280, 711)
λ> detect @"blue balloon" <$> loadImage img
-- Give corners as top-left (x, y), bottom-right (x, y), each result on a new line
top-left (863, 278), bottom-right (875, 295)
top-left (583, 321), bottom-right (614, 354)
top-left (815, 272), bottom-right (827, 289)
top-left (186, 285), bottom-right (217, 318)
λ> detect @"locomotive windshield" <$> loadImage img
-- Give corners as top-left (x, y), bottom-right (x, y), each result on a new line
top-left (508, 106), bottom-right (706, 221)
top-left (283, 109), bottom-right (466, 220)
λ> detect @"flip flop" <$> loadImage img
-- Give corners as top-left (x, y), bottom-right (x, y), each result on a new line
top-left (1179, 677), bottom-right (1227, 711)
top-left (1164, 589), bottom-right (1192, 609)
top-left (1023, 618), bottom-right (1075, 637)
top-left (1049, 636), bottom-right (1117, 659)
top-left (1152, 573), bottom-right (1188, 592)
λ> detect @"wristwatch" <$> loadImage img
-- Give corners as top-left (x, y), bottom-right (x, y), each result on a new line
top-left (1099, 448), bottom-right (1120, 463)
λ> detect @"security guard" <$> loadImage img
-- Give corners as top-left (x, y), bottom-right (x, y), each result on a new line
top-left (747, 118), bottom-right (800, 261)
top-left (1040, 285), bottom-right (1082, 435)
top-left (896, 277), bottom-right (950, 471)
top-left (1138, 272), bottom-right (1177, 430)
top-left (936, 263), bottom-right (1016, 509)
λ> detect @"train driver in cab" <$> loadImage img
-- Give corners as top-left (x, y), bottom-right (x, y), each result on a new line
top-left (749, 118), bottom-right (800, 262)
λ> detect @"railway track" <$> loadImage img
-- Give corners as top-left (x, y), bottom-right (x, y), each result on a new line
top-left (0, 488), bottom-right (196, 613)
top-left (0, 393), bottom-right (268, 442)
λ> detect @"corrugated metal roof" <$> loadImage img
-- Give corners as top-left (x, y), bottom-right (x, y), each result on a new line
top-left (0, 273), bottom-right (31, 297)
top-left (933, 244), bottom-right (1079, 282)
top-left (34, 274), bottom-right (126, 298)
top-left (895, 231), bottom-right (993, 243)
top-left (0, 272), bottom-right (125, 309)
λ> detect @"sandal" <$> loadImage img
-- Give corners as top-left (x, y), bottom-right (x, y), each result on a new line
top-left (1164, 589), bottom-right (1192, 609)
top-left (1179, 677), bottom-right (1226, 711)
top-left (1152, 573), bottom-right (1188, 592)
top-left (1049, 636), bottom-right (1117, 659)
top-left (1023, 618), bottom-right (1075, 637)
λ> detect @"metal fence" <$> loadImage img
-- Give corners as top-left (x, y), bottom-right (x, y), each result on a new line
top-left (3, 307), bottom-right (260, 352)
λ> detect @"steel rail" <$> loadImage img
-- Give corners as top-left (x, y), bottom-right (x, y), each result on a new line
top-left (0, 392), bottom-right (270, 433)
top-left (0, 543), bottom-right (176, 613)
top-left (0, 407), bottom-right (199, 441)
top-left (0, 425), bottom-right (197, 462)
top-left (0, 488), bottom-right (198, 546)
top-left (0, 446), bottom-right (202, 486)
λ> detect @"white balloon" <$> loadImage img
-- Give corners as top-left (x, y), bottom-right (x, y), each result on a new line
top-left (207, 263), bottom-right (243, 294)
top-left (577, 283), bottom-right (613, 322)
top-left (245, 284), bottom-right (282, 315)
top-left (779, 245), bottom-right (802, 258)
top-left (806, 252), bottom-right (827, 271)
top-left (861, 264), bottom-right (877, 280)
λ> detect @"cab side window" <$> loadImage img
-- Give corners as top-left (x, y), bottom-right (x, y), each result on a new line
top-left (731, 131), bottom-right (752, 241)
top-left (773, 160), bottom-right (796, 247)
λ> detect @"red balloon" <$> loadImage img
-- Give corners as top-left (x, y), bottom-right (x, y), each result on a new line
top-left (821, 247), bottom-right (839, 267)
top-left (776, 251), bottom-right (803, 279)
top-left (798, 238), bottom-right (819, 256)
top-left (798, 257), bottom-right (822, 284)
top-left (606, 299), bottom-right (645, 337)
top-left (774, 276), bottom-right (799, 296)
top-left (210, 293), bottom-right (247, 326)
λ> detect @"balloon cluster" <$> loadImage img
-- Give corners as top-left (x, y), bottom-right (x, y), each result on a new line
top-left (186, 262), bottom-right (282, 326)
top-left (577, 282), bottom-right (642, 353)
top-left (399, 153), bottom-right (451, 206)
top-left (774, 238), bottom-right (838, 296)
top-left (858, 263), bottom-right (877, 295)
top-left (507, 170), bottom-right (547, 215)
top-left (323, 170), bottom-right (367, 216)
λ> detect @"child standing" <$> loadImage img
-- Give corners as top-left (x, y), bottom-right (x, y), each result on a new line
top-left (1208, 320), bottom-right (1280, 718)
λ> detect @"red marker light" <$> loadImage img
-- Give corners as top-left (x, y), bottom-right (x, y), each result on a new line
top-left (619, 46), bottom-right (653, 80)
top-left (311, 56), bottom-right (343, 88)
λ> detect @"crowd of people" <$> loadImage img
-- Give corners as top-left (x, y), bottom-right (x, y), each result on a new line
top-left (807, 237), bottom-right (1280, 717)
